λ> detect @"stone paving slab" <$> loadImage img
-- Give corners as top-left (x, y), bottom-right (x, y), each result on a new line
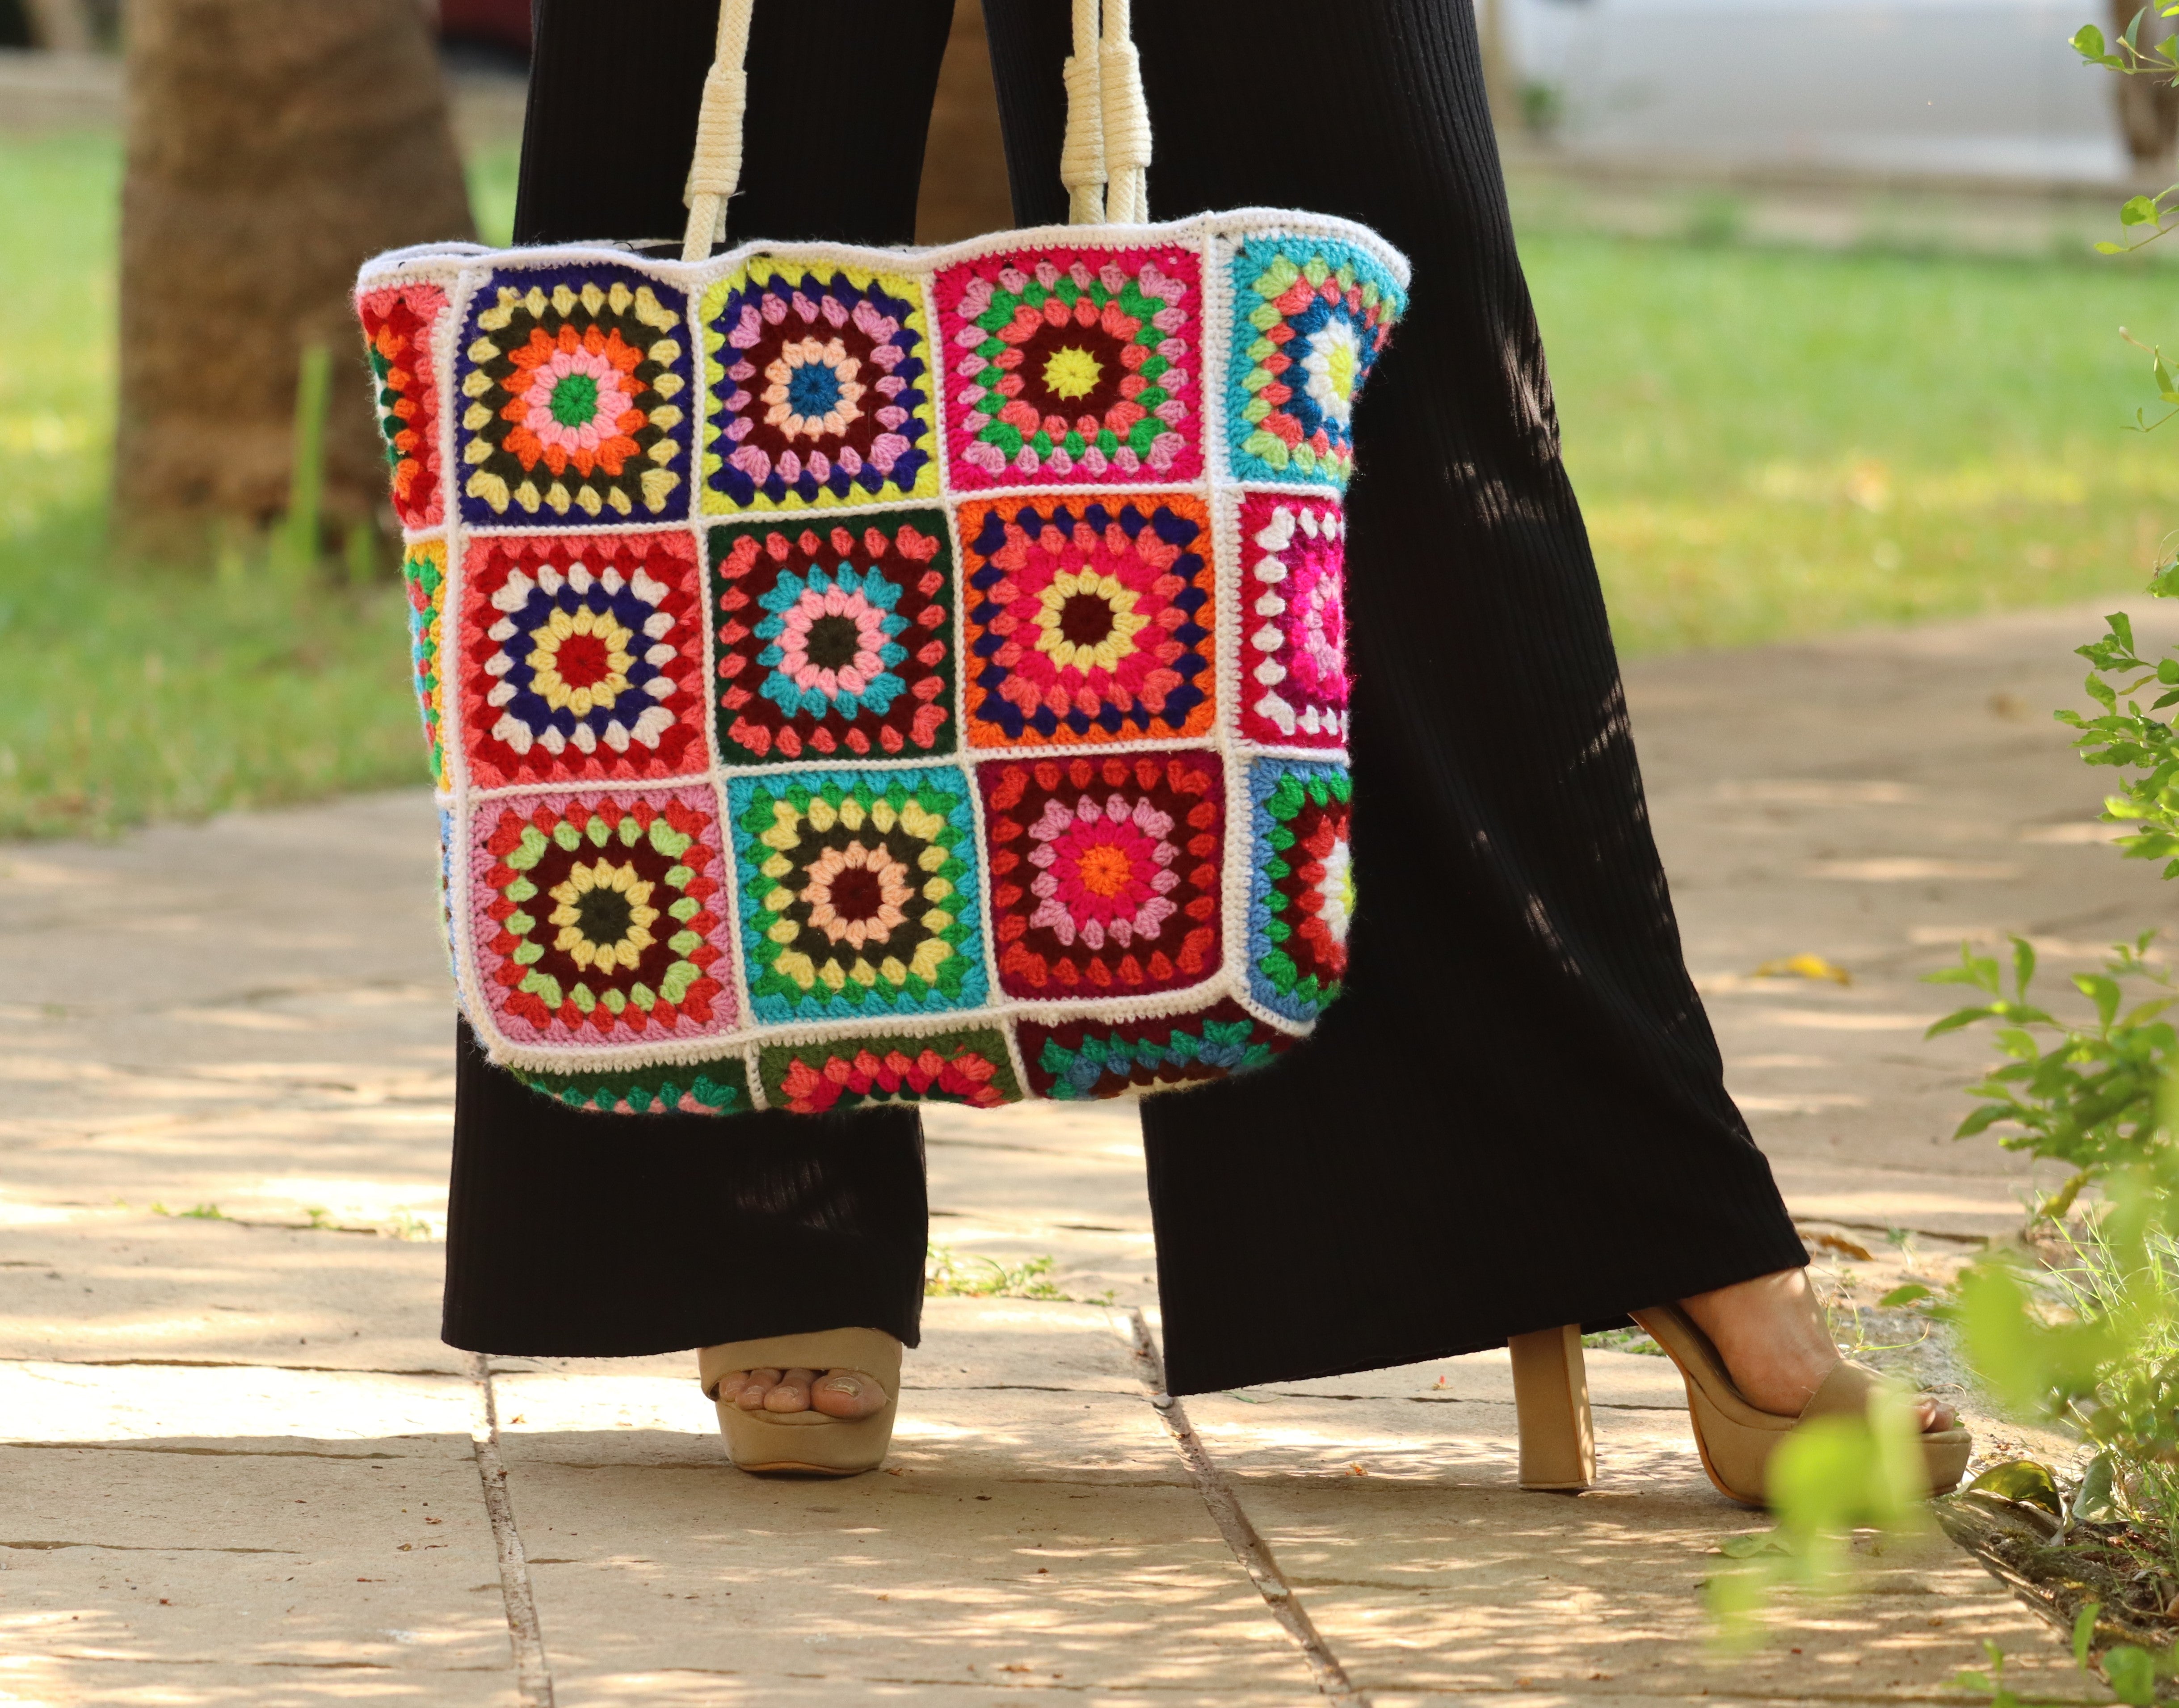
top-left (490, 1303), bottom-right (1317, 1698)
top-left (10, 598), bottom-right (2176, 1700)
top-left (1186, 1393), bottom-right (2099, 1704)
top-left (0, 1438), bottom-right (511, 1700)
top-left (0, 1218), bottom-right (453, 1373)
top-left (502, 1424), bottom-right (1305, 1698)
top-left (0, 1362), bottom-right (475, 1441)
top-left (1638, 602), bottom-right (2179, 1240)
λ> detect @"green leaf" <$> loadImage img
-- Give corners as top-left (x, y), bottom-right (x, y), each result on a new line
top-left (2073, 1600), bottom-right (2104, 1669)
top-left (1879, 1283), bottom-right (1933, 1307)
top-left (2103, 1645), bottom-right (2158, 1707)
top-left (2010, 935), bottom-right (2038, 1001)
top-left (2072, 1456), bottom-right (2119, 1530)
top-left (1964, 1458), bottom-right (2063, 1516)
top-left (1926, 1005), bottom-right (1999, 1038)
top-left (2122, 194), bottom-right (2161, 226)
top-left (2074, 21), bottom-right (2110, 56)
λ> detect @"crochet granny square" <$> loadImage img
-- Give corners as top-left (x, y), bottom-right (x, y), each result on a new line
top-left (934, 245), bottom-right (1201, 490)
top-left (959, 494), bottom-right (1214, 748)
top-left (457, 530), bottom-right (708, 788)
top-left (726, 764), bottom-right (989, 1026)
top-left (401, 541), bottom-right (450, 791)
top-left (709, 512), bottom-right (957, 763)
top-left (358, 210), bottom-right (1404, 1110)
top-left (757, 1026), bottom-right (1023, 1114)
top-left (699, 260), bottom-right (937, 512)
top-left (978, 752), bottom-right (1224, 999)
top-left (1234, 493), bottom-right (1348, 749)
top-left (360, 283), bottom-right (450, 529)
top-left (470, 785), bottom-right (736, 1047)
top-left (456, 267), bottom-right (693, 525)
top-left (1224, 237), bottom-right (1400, 490)
top-left (1245, 758), bottom-right (1354, 1022)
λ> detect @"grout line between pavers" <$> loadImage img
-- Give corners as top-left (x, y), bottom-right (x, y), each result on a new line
top-left (1119, 1308), bottom-right (1370, 1707)
top-left (465, 1350), bottom-right (556, 1708)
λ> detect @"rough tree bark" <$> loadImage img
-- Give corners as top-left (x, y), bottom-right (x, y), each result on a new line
top-left (2111, 0), bottom-right (2179, 170)
top-left (117, 0), bottom-right (475, 552)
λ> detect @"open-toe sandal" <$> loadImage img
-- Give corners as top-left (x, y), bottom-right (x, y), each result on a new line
top-left (1507, 1311), bottom-right (1972, 1507)
top-left (1629, 1303), bottom-right (1972, 1506)
top-left (697, 1327), bottom-right (901, 1477)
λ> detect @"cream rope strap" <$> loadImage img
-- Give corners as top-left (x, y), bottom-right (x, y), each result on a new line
top-left (682, 0), bottom-right (754, 260)
top-left (680, 0), bottom-right (1152, 261)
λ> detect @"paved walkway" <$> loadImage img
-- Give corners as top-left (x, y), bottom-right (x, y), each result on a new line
top-left (5, 600), bottom-right (2171, 1704)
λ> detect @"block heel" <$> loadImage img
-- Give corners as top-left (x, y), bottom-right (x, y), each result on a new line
top-left (1510, 1325), bottom-right (1596, 1492)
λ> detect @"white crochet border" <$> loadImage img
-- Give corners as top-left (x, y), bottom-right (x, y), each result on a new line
top-left (358, 210), bottom-right (1409, 1110)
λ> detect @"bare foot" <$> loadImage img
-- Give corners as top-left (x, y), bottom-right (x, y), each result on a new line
top-left (718, 1367), bottom-right (890, 1420)
top-left (1677, 1267), bottom-right (1956, 1433)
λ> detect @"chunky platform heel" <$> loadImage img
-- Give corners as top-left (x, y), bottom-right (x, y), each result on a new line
top-left (1631, 1303), bottom-right (1973, 1508)
top-left (697, 1327), bottom-right (902, 1477)
top-left (1510, 1325), bottom-right (1596, 1492)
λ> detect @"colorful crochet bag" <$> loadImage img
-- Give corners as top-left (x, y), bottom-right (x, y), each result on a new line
top-left (353, 0), bottom-right (1407, 1116)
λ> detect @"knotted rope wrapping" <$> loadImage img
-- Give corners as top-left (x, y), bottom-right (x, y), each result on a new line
top-left (679, 0), bottom-right (1150, 259)
top-left (681, 0), bottom-right (755, 262)
top-left (1059, 0), bottom-right (1109, 226)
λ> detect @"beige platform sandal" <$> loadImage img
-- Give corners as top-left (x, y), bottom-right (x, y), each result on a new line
top-left (1508, 1308), bottom-right (1973, 1507)
top-left (697, 1327), bottom-right (901, 1477)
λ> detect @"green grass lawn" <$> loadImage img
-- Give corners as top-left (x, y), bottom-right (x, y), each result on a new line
top-left (0, 129), bottom-right (2168, 835)
top-left (0, 135), bottom-right (513, 838)
top-left (1526, 230), bottom-right (2173, 652)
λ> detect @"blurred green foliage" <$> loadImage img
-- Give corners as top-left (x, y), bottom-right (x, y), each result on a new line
top-left (0, 136), bottom-right (515, 838)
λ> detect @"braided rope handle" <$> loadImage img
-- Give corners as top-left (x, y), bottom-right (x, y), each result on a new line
top-left (679, 0), bottom-right (1151, 261)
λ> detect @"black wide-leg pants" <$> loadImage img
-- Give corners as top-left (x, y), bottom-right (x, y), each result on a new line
top-left (441, 0), bottom-right (1808, 1394)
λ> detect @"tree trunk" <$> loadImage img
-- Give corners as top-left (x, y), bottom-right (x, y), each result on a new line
top-left (2111, 0), bottom-right (2179, 171)
top-left (117, 0), bottom-right (475, 553)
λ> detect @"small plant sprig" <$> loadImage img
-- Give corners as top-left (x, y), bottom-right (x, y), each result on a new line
top-left (2062, 612), bottom-right (2179, 871)
top-left (2075, 4), bottom-right (2179, 262)
top-left (1924, 934), bottom-right (2177, 1222)
top-left (923, 1245), bottom-right (1069, 1300)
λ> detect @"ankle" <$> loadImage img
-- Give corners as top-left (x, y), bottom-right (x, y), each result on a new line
top-left (1676, 1269), bottom-right (1840, 1415)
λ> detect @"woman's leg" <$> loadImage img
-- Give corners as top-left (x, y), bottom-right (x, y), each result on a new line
top-left (442, 0), bottom-right (958, 1381)
top-left (980, 0), bottom-right (1812, 1398)
top-left (444, 1022), bottom-right (932, 1362)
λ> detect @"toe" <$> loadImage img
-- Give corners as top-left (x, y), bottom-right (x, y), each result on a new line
top-left (764, 1368), bottom-right (818, 1412)
top-left (810, 1370), bottom-right (888, 1419)
top-left (736, 1367), bottom-right (782, 1411)
top-left (1919, 1397), bottom-right (1958, 1433)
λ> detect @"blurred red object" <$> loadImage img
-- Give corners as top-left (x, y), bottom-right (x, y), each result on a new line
top-left (439, 0), bottom-right (531, 53)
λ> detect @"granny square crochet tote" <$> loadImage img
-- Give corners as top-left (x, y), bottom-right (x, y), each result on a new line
top-left (353, 0), bottom-right (1408, 1117)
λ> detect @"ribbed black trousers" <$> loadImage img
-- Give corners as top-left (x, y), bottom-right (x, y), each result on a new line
top-left (441, 0), bottom-right (1807, 1394)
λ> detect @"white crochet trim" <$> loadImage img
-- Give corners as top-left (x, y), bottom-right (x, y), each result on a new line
top-left (358, 209), bottom-right (1402, 1106)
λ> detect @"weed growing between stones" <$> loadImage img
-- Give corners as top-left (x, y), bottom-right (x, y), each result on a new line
top-left (919, 1247), bottom-right (1118, 1305)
